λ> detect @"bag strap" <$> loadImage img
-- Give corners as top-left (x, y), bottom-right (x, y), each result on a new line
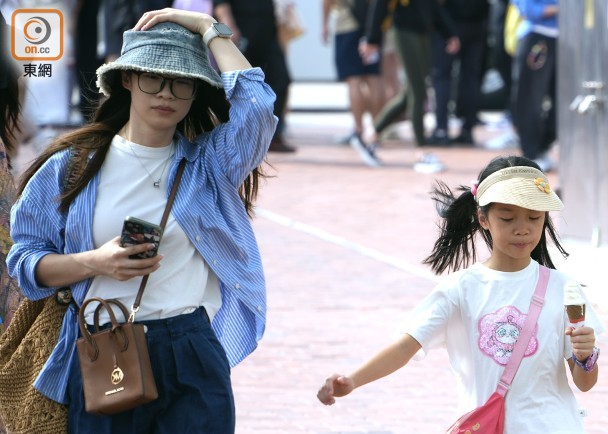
top-left (128, 159), bottom-right (186, 322)
top-left (496, 265), bottom-right (549, 396)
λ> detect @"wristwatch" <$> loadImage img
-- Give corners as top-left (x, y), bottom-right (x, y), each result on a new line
top-left (203, 22), bottom-right (233, 46)
top-left (572, 346), bottom-right (600, 372)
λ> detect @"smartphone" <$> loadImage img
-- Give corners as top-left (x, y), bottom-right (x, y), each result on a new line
top-left (120, 216), bottom-right (162, 259)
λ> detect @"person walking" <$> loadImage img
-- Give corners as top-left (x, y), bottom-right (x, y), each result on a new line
top-left (214, 0), bottom-right (295, 153)
top-left (323, 0), bottom-right (384, 167)
top-left (8, 8), bottom-right (276, 432)
top-left (363, 0), bottom-right (459, 148)
top-left (427, 0), bottom-right (490, 146)
top-left (318, 155), bottom-right (604, 433)
top-left (512, 0), bottom-right (558, 172)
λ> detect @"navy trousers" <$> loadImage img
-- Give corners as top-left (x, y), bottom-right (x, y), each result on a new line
top-left (68, 308), bottom-right (235, 434)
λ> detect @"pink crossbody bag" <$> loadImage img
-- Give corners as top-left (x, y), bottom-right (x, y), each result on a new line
top-left (446, 265), bottom-right (549, 434)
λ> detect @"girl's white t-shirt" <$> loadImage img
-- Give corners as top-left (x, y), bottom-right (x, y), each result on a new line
top-left (403, 260), bottom-right (605, 434)
top-left (84, 135), bottom-right (221, 324)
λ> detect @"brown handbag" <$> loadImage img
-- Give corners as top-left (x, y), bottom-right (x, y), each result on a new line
top-left (76, 298), bottom-right (158, 415)
top-left (75, 160), bottom-right (185, 416)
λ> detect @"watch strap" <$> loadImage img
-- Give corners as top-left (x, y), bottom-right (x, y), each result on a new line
top-left (573, 346), bottom-right (600, 372)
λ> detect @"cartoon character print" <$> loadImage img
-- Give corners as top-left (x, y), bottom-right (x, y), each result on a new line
top-left (478, 306), bottom-right (538, 365)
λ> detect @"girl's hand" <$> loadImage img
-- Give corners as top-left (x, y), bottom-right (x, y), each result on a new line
top-left (317, 374), bottom-right (355, 405)
top-left (566, 326), bottom-right (596, 362)
top-left (90, 236), bottom-right (162, 281)
top-left (133, 8), bottom-right (215, 36)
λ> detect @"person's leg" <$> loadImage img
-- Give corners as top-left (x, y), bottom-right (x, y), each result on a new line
top-left (346, 76), bottom-right (366, 135)
top-left (401, 31), bottom-right (431, 146)
top-left (514, 33), bottom-right (554, 160)
top-left (539, 38), bottom-right (557, 155)
top-left (429, 33), bottom-right (454, 143)
top-left (362, 75), bottom-right (385, 118)
top-left (256, 40), bottom-right (294, 152)
top-left (454, 21), bottom-right (486, 142)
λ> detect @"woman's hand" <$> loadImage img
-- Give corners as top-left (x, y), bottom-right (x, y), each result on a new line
top-left (317, 374), bottom-right (355, 405)
top-left (133, 8), bottom-right (215, 36)
top-left (35, 236), bottom-right (162, 288)
top-left (90, 236), bottom-right (162, 281)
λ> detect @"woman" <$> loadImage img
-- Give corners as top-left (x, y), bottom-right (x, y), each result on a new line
top-left (8, 8), bottom-right (276, 432)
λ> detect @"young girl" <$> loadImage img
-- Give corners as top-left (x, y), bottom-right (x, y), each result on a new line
top-left (8, 8), bottom-right (276, 433)
top-left (317, 155), bottom-right (604, 433)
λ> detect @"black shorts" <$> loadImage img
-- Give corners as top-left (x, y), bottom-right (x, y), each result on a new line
top-left (335, 30), bottom-right (381, 80)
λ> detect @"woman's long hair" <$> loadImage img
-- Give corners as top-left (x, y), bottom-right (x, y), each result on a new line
top-left (0, 59), bottom-right (21, 162)
top-left (423, 155), bottom-right (568, 274)
top-left (17, 72), bottom-right (264, 217)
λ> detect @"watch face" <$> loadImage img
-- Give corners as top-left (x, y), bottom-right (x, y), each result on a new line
top-left (214, 23), bottom-right (233, 38)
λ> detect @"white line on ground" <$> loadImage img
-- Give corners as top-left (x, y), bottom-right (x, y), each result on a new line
top-left (257, 208), bottom-right (441, 283)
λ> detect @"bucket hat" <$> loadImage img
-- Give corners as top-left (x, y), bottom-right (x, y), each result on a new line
top-left (475, 166), bottom-right (563, 212)
top-left (96, 21), bottom-right (222, 96)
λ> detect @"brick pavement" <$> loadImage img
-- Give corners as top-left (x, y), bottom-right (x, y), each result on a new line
top-left (232, 112), bottom-right (608, 433)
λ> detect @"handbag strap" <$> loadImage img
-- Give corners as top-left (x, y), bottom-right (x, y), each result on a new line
top-left (496, 265), bottom-right (549, 396)
top-left (128, 159), bottom-right (186, 322)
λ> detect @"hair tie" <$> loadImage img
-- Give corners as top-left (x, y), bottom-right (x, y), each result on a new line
top-left (470, 180), bottom-right (479, 197)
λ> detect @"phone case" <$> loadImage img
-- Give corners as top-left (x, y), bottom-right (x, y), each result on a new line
top-left (120, 216), bottom-right (162, 259)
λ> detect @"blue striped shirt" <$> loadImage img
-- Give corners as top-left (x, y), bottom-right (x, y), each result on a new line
top-left (7, 68), bottom-right (277, 404)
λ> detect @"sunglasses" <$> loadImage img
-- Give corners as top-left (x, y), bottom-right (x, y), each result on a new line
top-left (133, 72), bottom-right (197, 100)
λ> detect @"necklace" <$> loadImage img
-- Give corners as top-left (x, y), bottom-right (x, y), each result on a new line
top-left (128, 142), bottom-right (173, 188)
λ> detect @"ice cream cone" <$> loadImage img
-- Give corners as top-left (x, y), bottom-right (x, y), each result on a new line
top-left (565, 304), bottom-right (585, 328)
top-left (564, 281), bottom-right (586, 328)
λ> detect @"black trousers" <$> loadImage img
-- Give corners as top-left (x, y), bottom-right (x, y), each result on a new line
top-left (513, 32), bottom-right (557, 160)
top-left (431, 21), bottom-right (487, 133)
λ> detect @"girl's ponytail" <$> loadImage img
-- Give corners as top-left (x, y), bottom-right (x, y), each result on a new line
top-left (423, 182), bottom-right (485, 274)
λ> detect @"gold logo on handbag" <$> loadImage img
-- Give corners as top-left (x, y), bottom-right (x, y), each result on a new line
top-left (111, 366), bottom-right (124, 384)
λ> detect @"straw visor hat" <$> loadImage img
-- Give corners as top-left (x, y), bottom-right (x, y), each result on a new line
top-left (475, 166), bottom-right (563, 212)
top-left (96, 21), bottom-right (222, 96)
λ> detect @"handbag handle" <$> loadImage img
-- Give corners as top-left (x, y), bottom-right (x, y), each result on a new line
top-left (78, 297), bottom-right (131, 361)
top-left (496, 265), bottom-right (549, 396)
top-left (129, 159), bottom-right (186, 322)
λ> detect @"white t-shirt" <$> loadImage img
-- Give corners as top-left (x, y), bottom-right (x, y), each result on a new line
top-left (84, 135), bottom-right (221, 324)
top-left (403, 260), bottom-right (605, 434)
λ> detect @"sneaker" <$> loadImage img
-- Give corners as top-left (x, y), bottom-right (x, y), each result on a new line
top-left (450, 129), bottom-right (475, 146)
top-left (349, 133), bottom-right (381, 167)
top-left (426, 129), bottom-right (450, 147)
top-left (414, 153), bottom-right (444, 173)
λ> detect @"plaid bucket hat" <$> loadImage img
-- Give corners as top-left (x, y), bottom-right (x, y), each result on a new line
top-left (96, 21), bottom-right (222, 96)
top-left (475, 166), bottom-right (563, 212)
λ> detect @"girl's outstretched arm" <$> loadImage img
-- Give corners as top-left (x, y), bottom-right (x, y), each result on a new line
top-left (317, 334), bottom-right (422, 405)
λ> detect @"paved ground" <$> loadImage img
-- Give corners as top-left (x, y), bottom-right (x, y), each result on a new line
top-left (13, 108), bottom-right (607, 433)
top-left (230, 111), bottom-right (608, 434)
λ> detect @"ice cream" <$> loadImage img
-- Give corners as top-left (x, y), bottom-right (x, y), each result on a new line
top-left (564, 281), bottom-right (585, 328)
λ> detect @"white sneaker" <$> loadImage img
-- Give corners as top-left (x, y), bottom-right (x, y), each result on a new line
top-left (349, 134), bottom-right (381, 167)
top-left (414, 153), bottom-right (444, 173)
